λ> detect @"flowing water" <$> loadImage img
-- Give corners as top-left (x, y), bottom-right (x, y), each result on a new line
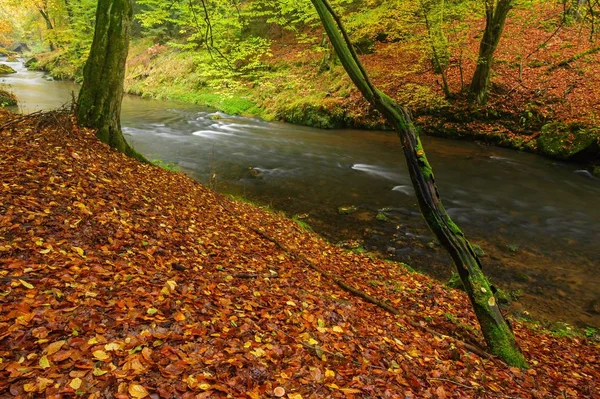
top-left (3, 57), bottom-right (599, 328)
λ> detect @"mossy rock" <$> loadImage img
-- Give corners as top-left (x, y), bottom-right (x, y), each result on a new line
top-left (24, 57), bottom-right (38, 68)
top-left (537, 122), bottom-right (600, 162)
top-left (278, 98), bottom-right (348, 129)
top-left (0, 89), bottom-right (17, 106)
top-left (338, 205), bottom-right (359, 215)
top-left (6, 56), bottom-right (18, 62)
top-left (592, 165), bottom-right (600, 178)
top-left (0, 64), bottom-right (17, 74)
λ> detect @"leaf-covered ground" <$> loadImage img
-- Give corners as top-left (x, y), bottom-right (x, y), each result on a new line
top-left (0, 110), bottom-right (598, 398)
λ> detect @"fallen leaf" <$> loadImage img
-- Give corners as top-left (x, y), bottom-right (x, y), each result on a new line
top-left (69, 377), bottom-right (82, 390)
top-left (45, 340), bottom-right (66, 356)
top-left (19, 279), bottom-right (34, 289)
top-left (128, 383), bottom-right (150, 398)
top-left (39, 355), bottom-right (50, 369)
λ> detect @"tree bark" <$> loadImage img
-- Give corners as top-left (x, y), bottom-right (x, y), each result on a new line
top-left (310, 0), bottom-right (527, 368)
top-left (77, 0), bottom-right (144, 161)
top-left (469, 0), bottom-right (513, 105)
top-left (37, 1), bottom-right (56, 51)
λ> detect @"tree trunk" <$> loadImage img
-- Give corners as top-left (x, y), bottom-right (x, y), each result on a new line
top-left (77, 0), bottom-right (144, 161)
top-left (469, 0), bottom-right (513, 105)
top-left (310, 0), bottom-right (527, 368)
top-left (38, 4), bottom-right (56, 51)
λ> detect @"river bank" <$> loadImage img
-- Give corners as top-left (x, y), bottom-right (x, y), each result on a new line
top-left (1, 108), bottom-right (599, 397)
top-left (22, 2), bottom-right (600, 172)
top-left (4, 56), bottom-right (600, 331)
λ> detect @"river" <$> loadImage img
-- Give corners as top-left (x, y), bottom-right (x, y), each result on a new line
top-left (2, 57), bottom-right (599, 329)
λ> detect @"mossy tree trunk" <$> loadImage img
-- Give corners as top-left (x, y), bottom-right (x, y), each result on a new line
top-left (310, 0), bottom-right (527, 368)
top-left (77, 0), bottom-right (144, 161)
top-left (469, 0), bottom-right (513, 105)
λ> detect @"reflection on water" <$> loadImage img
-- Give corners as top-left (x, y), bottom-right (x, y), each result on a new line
top-left (5, 57), bottom-right (600, 327)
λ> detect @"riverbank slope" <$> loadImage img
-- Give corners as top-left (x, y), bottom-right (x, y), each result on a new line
top-left (1, 110), bottom-right (598, 397)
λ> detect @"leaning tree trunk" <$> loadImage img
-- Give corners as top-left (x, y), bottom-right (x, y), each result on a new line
top-left (310, 0), bottom-right (527, 368)
top-left (469, 0), bottom-right (513, 105)
top-left (77, 0), bottom-right (143, 161)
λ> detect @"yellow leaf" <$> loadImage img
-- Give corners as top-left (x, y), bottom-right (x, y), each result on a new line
top-left (39, 248), bottom-right (52, 254)
top-left (332, 326), bottom-right (344, 333)
top-left (19, 279), bottom-right (34, 289)
top-left (288, 394), bottom-right (303, 399)
top-left (488, 296), bottom-right (496, 307)
top-left (104, 342), bottom-right (121, 352)
top-left (128, 383), bottom-right (150, 398)
top-left (325, 369), bottom-right (335, 379)
top-left (45, 340), bottom-right (66, 355)
top-left (93, 350), bottom-right (110, 361)
top-left (39, 355), bottom-right (50, 369)
top-left (166, 280), bottom-right (177, 291)
top-left (69, 377), bottom-right (82, 390)
top-left (250, 347), bottom-right (266, 357)
top-left (199, 383), bottom-right (211, 390)
top-left (71, 246), bottom-right (85, 257)
top-left (23, 382), bottom-right (37, 392)
top-left (306, 338), bottom-right (318, 346)
top-left (186, 375), bottom-right (199, 389)
top-left (147, 308), bottom-right (158, 315)
top-left (93, 368), bottom-right (108, 376)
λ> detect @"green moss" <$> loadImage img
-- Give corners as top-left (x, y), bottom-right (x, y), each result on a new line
top-left (0, 88), bottom-right (17, 106)
top-left (0, 64), bottom-right (17, 74)
top-left (292, 215), bottom-right (313, 232)
top-left (537, 122), bottom-right (600, 161)
top-left (277, 97), bottom-right (349, 129)
top-left (376, 212), bottom-right (389, 222)
top-left (446, 272), bottom-right (464, 290)
top-left (152, 159), bottom-right (180, 172)
top-left (414, 138), bottom-right (434, 181)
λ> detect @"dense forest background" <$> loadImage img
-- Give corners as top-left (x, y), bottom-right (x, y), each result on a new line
top-left (1, 0), bottom-right (599, 165)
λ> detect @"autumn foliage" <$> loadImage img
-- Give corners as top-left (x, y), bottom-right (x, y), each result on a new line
top-left (0, 110), bottom-right (598, 397)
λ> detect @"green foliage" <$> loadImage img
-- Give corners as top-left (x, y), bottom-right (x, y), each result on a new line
top-left (0, 87), bottom-right (17, 106)
top-left (292, 215), bottom-right (313, 232)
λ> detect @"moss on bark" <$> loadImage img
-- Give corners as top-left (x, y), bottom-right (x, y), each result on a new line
top-left (311, 0), bottom-right (527, 368)
top-left (76, 0), bottom-right (146, 162)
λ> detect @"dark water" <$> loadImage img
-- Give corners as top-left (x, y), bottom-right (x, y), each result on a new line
top-left (3, 57), bottom-right (599, 328)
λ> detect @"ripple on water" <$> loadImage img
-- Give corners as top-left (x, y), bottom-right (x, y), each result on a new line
top-left (192, 130), bottom-right (236, 138)
top-left (351, 163), bottom-right (402, 181)
top-left (392, 185), bottom-right (414, 196)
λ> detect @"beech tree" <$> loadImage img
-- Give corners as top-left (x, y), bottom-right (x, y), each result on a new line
top-left (310, 0), bottom-right (527, 368)
top-left (76, 0), bottom-right (144, 161)
top-left (470, 0), bottom-right (513, 105)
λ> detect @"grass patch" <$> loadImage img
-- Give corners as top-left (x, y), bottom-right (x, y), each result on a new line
top-left (152, 159), bottom-right (180, 172)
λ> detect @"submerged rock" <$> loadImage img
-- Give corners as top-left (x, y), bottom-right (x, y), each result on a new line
top-left (0, 63), bottom-right (17, 74)
top-left (338, 205), bottom-right (359, 215)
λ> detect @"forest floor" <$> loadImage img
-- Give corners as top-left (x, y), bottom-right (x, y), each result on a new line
top-left (1, 110), bottom-right (599, 398)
